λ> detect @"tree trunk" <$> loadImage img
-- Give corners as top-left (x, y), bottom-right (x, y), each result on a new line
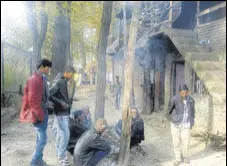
top-left (66, 1), bottom-right (72, 66)
top-left (51, 2), bottom-right (70, 80)
top-left (51, 15), bottom-right (70, 79)
top-left (25, 1), bottom-right (48, 73)
top-left (118, 2), bottom-right (140, 165)
top-left (111, 56), bottom-right (115, 84)
top-left (95, 1), bottom-right (113, 121)
top-left (80, 39), bottom-right (86, 81)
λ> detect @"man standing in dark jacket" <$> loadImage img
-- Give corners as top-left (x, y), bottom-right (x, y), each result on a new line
top-left (73, 119), bottom-right (113, 166)
top-left (166, 84), bottom-right (195, 166)
top-left (49, 66), bottom-right (76, 166)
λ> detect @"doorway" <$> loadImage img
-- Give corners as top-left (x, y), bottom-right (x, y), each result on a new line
top-left (173, 61), bottom-right (185, 95)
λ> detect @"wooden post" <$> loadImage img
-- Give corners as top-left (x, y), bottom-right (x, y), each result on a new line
top-left (169, 1), bottom-right (173, 28)
top-left (197, 1), bottom-right (200, 27)
top-left (1, 42), bottom-right (5, 106)
top-left (1, 43), bottom-right (5, 94)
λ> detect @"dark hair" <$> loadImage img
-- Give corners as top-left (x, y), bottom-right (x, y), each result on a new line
top-left (65, 65), bottom-right (76, 73)
top-left (37, 58), bottom-right (52, 69)
top-left (179, 84), bottom-right (189, 92)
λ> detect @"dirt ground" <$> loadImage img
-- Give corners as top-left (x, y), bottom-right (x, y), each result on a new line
top-left (1, 86), bottom-right (226, 166)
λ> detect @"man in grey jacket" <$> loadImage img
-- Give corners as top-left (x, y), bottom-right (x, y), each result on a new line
top-left (73, 118), bottom-right (119, 166)
top-left (166, 84), bottom-right (195, 166)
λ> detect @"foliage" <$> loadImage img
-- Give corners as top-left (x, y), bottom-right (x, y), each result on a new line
top-left (40, 1), bottom-right (104, 67)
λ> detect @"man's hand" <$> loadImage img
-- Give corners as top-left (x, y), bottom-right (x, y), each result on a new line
top-left (47, 101), bottom-right (54, 110)
top-left (61, 102), bottom-right (69, 109)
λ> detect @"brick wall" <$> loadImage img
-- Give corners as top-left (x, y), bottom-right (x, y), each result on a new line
top-left (191, 94), bottom-right (212, 137)
top-left (197, 18), bottom-right (226, 50)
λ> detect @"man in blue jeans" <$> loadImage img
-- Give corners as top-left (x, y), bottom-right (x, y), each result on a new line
top-left (20, 59), bottom-right (52, 166)
top-left (49, 66), bottom-right (76, 166)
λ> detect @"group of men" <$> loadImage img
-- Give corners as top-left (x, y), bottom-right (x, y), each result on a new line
top-left (19, 58), bottom-right (146, 166)
top-left (19, 58), bottom-right (195, 166)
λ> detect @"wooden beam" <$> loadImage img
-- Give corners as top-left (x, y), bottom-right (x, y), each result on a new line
top-left (197, 1), bottom-right (200, 27)
top-left (1, 43), bottom-right (5, 94)
top-left (169, 1), bottom-right (173, 28)
top-left (197, 2), bottom-right (226, 17)
top-left (169, 1), bottom-right (173, 20)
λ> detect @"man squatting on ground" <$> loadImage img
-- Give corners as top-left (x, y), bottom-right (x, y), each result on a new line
top-left (166, 84), bottom-right (195, 166)
top-left (49, 66), bottom-right (76, 166)
top-left (73, 118), bottom-right (119, 166)
top-left (20, 59), bottom-right (53, 166)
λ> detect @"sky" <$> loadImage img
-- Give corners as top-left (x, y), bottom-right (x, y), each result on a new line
top-left (1, 1), bottom-right (25, 20)
top-left (1, 1), bottom-right (29, 44)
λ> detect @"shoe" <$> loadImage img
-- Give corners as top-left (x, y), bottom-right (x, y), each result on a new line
top-left (59, 158), bottom-right (70, 166)
top-left (173, 160), bottom-right (181, 166)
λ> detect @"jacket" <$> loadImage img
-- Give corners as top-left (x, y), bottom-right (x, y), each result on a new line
top-left (115, 118), bottom-right (145, 147)
top-left (166, 94), bottom-right (195, 128)
top-left (19, 72), bottom-right (45, 123)
top-left (49, 73), bottom-right (71, 116)
top-left (73, 129), bottom-right (111, 166)
top-left (68, 117), bottom-right (88, 155)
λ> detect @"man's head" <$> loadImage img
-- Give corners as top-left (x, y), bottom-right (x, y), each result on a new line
top-left (37, 58), bottom-right (52, 75)
top-left (179, 84), bottom-right (189, 99)
top-left (95, 118), bottom-right (107, 133)
top-left (64, 65), bottom-right (76, 80)
top-left (131, 108), bottom-right (139, 119)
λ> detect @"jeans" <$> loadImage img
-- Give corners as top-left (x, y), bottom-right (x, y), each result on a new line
top-left (31, 113), bottom-right (48, 164)
top-left (52, 116), bottom-right (60, 155)
top-left (53, 115), bottom-right (70, 159)
top-left (88, 151), bottom-right (110, 166)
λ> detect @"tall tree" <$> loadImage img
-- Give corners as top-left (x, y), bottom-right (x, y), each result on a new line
top-left (25, 1), bottom-right (48, 72)
top-left (51, 1), bottom-right (70, 79)
top-left (118, 2), bottom-right (141, 165)
top-left (66, 1), bottom-right (72, 66)
top-left (95, 1), bottom-right (113, 121)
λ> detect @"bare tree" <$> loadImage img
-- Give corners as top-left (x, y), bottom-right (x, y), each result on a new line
top-left (25, 1), bottom-right (48, 72)
top-left (51, 1), bottom-right (70, 79)
top-left (118, 2), bottom-right (141, 165)
top-left (95, 1), bottom-right (113, 121)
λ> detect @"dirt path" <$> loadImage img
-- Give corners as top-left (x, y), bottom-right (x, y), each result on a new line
top-left (1, 86), bottom-right (226, 166)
